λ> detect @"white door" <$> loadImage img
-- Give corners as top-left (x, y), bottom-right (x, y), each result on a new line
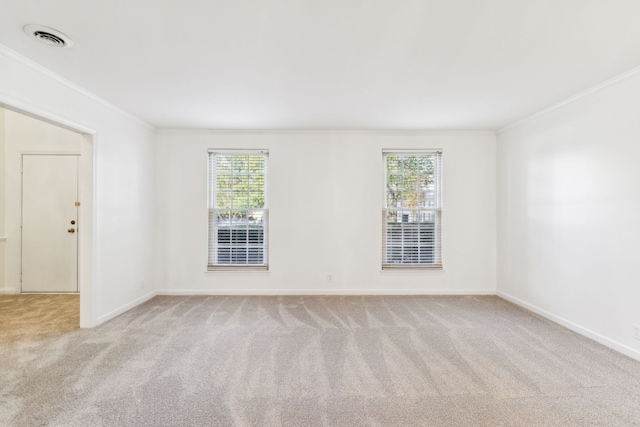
top-left (21, 154), bottom-right (79, 293)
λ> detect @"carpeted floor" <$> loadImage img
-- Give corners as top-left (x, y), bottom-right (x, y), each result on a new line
top-left (1, 295), bottom-right (639, 426)
top-left (0, 294), bottom-right (79, 344)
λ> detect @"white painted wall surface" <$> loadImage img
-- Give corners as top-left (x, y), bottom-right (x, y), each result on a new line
top-left (0, 46), bottom-right (157, 326)
top-left (497, 71), bottom-right (640, 360)
top-left (3, 109), bottom-right (82, 295)
top-left (155, 131), bottom-right (496, 294)
top-left (0, 107), bottom-right (5, 293)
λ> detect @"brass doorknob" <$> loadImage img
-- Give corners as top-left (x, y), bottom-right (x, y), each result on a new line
top-left (68, 228), bottom-right (75, 233)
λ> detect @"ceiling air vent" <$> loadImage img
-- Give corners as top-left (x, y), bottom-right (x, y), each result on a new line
top-left (23, 25), bottom-right (73, 48)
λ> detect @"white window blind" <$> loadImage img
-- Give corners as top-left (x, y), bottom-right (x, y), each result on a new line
top-left (208, 150), bottom-right (268, 270)
top-left (383, 151), bottom-right (442, 269)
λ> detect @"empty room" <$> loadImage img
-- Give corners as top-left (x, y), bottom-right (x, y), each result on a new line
top-left (1, 0), bottom-right (640, 425)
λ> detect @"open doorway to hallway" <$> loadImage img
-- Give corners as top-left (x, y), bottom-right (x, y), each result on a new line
top-left (1, 106), bottom-right (92, 329)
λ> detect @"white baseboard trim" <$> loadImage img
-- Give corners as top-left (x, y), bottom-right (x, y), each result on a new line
top-left (157, 289), bottom-right (496, 296)
top-left (0, 287), bottom-right (17, 295)
top-left (497, 291), bottom-right (640, 362)
top-left (95, 291), bottom-right (157, 326)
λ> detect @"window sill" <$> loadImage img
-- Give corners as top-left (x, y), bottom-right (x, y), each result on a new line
top-left (381, 264), bottom-right (444, 272)
top-left (206, 265), bottom-right (269, 272)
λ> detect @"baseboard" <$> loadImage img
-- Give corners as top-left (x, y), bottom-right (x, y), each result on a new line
top-left (157, 289), bottom-right (496, 296)
top-left (0, 287), bottom-right (17, 295)
top-left (95, 291), bottom-right (157, 326)
top-left (497, 291), bottom-right (640, 362)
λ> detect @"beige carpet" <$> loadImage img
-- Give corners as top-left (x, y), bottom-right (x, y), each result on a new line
top-left (1, 295), bottom-right (639, 426)
top-left (0, 294), bottom-right (79, 344)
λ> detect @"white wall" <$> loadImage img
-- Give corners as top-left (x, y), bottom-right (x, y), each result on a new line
top-left (497, 71), bottom-right (640, 360)
top-left (0, 45), bottom-right (157, 326)
top-left (155, 131), bottom-right (496, 294)
top-left (0, 107), bottom-right (5, 292)
top-left (2, 109), bottom-right (82, 294)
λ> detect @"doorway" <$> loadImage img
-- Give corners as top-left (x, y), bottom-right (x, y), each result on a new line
top-left (21, 154), bottom-right (79, 293)
top-left (0, 105), bottom-right (94, 327)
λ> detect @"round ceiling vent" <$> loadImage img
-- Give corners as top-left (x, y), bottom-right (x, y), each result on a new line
top-left (23, 25), bottom-right (73, 48)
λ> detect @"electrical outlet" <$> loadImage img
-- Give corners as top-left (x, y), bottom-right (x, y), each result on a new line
top-left (140, 280), bottom-right (145, 290)
top-left (327, 274), bottom-right (333, 283)
top-left (633, 324), bottom-right (640, 341)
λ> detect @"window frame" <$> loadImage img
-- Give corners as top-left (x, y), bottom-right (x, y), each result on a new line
top-left (207, 149), bottom-right (269, 271)
top-left (382, 149), bottom-right (443, 270)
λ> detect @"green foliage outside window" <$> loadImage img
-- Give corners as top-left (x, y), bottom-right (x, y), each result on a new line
top-left (385, 155), bottom-right (436, 220)
top-left (215, 155), bottom-right (265, 213)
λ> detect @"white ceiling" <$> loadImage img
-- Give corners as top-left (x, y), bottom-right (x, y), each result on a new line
top-left (2, 0), bottom-right (640, 130)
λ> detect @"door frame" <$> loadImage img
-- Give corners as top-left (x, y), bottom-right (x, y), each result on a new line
top-left (1, 102), bottom-right (96, 328)
top-left (20, 152), bottom-right (81, 293)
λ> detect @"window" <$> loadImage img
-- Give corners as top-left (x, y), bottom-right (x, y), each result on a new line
top-left (208, 150), bottom-right (268, 270)
top-left (383, 151), bottom-right (442, 269)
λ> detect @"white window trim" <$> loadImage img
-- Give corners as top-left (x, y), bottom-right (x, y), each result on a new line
top-left (382, 149), bottom-right (443, 270)
top-left (207, 149), bottom-right (269, 271)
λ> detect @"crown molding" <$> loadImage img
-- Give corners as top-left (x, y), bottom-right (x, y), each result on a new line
top-left (156, 128), bottom-right (496, 136)
top-left (0, 44), bottom-right (156, 133)
top-left (498, 64), bottom-right (640, 134)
